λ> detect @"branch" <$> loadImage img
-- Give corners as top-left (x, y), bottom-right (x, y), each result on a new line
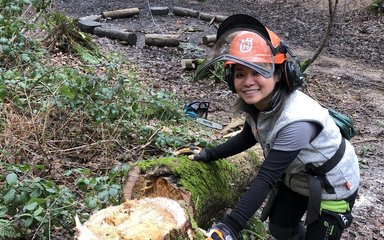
top-left (301, 0), bottom-right (339, 72)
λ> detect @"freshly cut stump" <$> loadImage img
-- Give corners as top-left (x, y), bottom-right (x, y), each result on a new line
top-left (76, 197), bottom-right (191, 240)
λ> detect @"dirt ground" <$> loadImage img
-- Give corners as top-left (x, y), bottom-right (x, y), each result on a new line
top-left (53, 0), bottom-right (383, 239)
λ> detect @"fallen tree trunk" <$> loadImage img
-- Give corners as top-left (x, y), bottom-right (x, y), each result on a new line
top-left (76, 146), bottom-right (263, 239)
top-left (102, 7), bottom-right (140, 19)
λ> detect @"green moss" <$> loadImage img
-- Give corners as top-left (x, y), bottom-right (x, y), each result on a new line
top-left (136, 157), bottom-right (237, 224)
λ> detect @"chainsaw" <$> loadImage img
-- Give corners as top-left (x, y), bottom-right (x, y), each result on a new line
top-left (183, 101), bottom-right (223, 130)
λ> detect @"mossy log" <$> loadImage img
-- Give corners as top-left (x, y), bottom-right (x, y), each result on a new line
top-left (76, 147), bottom-right (262, 239)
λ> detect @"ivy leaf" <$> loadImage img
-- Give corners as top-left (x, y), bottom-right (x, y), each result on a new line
top-left (5, 172), bottom-right (18, 185)
top-left (3, 189), bottom-right (16, 204)
top-left (24, 202), bottom-right (38, 211)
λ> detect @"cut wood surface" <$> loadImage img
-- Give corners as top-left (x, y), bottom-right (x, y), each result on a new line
top-left (145, 34), bottom-right (180, 47)
top-left (75, 197), bottom-right (192, 240)
top-left (93, 27), bottom-right (137, 45)
top-left (78, 19), bottom-right (102, 34)
top-left (102, 7), bottom-right (140, 19)
top-left (150, 6), bottom-right (170, 15)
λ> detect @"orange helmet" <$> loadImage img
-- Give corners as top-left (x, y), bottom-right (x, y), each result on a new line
top-left (194, 14), bottom-right (287, 80)
top-left (266, 29), bottom-right (286, 64)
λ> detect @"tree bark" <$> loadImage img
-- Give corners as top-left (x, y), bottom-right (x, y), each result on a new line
top-left (102, 7), bottom-right (140, 19)
top-left (145, 34), bottom-right (180, 47)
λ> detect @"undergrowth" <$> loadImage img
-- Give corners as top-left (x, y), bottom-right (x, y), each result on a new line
top-left (0, 1), bottom-right (217, 239)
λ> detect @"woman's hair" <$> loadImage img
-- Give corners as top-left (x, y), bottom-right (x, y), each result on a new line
top-left (232, 63), bottom-right (291, 113)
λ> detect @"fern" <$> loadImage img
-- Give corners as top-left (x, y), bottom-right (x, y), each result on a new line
top-left (0, 219), bottom-right (20, 240)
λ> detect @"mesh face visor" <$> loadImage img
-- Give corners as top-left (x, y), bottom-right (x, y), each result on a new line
top-left (194, 29), bottom-right (275, 80)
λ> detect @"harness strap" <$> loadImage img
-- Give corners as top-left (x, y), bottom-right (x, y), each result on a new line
top-left (305, 138), bottom-right (346, 225)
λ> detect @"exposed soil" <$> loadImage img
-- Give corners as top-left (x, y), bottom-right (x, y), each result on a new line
top-left (53, 0), bottom-right (384, 239)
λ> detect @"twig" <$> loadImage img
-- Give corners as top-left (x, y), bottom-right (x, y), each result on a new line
top-left (52, 140), bottom-right (118, 153)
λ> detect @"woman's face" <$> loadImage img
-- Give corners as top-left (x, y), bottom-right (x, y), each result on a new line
top-left (233, 64), bottom-right (278, 111)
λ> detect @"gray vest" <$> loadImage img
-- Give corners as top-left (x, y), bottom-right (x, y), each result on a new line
top-left (246, 91), bottom-right (359, 200)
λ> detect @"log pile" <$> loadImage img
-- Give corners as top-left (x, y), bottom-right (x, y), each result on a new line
top-left (77, 6), bottom-right (227, 46)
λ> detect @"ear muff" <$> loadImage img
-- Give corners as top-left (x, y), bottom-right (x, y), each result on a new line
top-left (283, 60), bottom-right (304, 92)
top-left (224, 65), bottom-right (236, 93)
top-left (279, 41), bottom-right (304, 92)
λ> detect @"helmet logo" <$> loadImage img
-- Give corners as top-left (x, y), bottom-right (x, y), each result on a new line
top-left (239, 38), bottom-right (253, 53)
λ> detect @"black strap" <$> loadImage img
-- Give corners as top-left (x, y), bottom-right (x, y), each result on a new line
top-left (305, 138), bottom-right (346, 225)
top-left (306, 175), bottom-right (323, 225)
top-left (305, 138), bottom-right (346, 176)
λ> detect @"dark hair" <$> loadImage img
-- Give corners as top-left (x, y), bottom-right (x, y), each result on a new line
top-left (268, 64), bottom-right (290, 110)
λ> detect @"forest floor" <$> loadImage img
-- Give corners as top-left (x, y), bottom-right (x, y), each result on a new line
top-left (53, 0), bottom-right (384, 239)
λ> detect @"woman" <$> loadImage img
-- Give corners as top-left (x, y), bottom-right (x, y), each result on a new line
top-left (193, 14), bottom-right (360, 240)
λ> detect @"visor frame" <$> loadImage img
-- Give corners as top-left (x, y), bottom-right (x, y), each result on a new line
top-left (195, 28), bottom-right (276, 80)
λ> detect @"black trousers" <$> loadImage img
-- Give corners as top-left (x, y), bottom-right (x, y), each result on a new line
top-left (268, 183), bottom-right (357, 240)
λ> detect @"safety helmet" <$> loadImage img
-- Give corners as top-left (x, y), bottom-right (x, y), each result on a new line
top-left (194, 14), bottom-right (287, 80)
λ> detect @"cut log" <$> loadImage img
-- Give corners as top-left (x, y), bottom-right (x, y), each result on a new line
top-left (126, 150), bottom-right (262, 226)
top-left (76, 148), bottom-right (262, 239)
top-left (173, 6), bottom-right (199, 18)
top-left (181, 58), bottom-right (204, 70)
top-left (145, 34), bottom-right (180, 47)
top-left (93, 27), bottom-right (137, 45)
top-left (150, 6), bottom-right (170, 16)
top-left (78, 19), bottom-right (102, 34)
top-left (202, 34), bottom-right (216, 45)
top-left (102, 7), bottom-right (140, 19)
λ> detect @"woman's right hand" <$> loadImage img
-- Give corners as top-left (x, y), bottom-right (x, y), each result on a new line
top-left (190, 148), bottom-right (209, 162)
